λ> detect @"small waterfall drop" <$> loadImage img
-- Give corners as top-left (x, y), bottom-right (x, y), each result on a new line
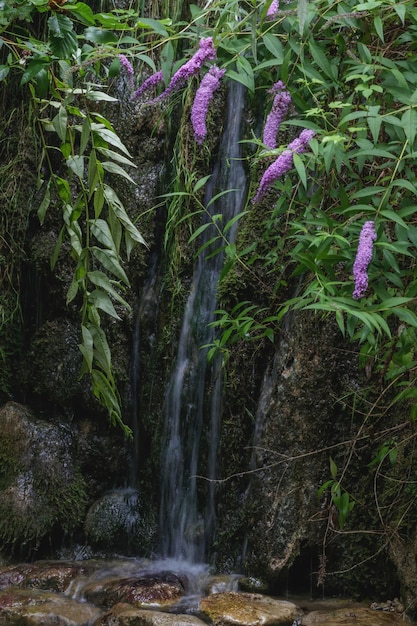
top-left (160, 81), bottom-right (247, 562)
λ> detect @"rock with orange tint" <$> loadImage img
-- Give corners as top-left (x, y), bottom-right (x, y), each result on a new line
top-left (199, 591), bottom-right (301, 626)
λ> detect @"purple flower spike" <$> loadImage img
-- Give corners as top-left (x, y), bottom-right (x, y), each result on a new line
top-left (118, 54), bottom-right (134, 88)
top-left (153, 37), bottom-right (216, 103)
top-left (253, 128), bottom-right (315, 202)
top-left (267, 0), bottom-right (279, 17)
top-left (131, 70), bottom-right (164, 101)
top-left (352, 221), bottom-right (377, 299)
top-left (191, 66), bottom-right (226, 144)
top-left (263, 81), bottom-right (291, 149)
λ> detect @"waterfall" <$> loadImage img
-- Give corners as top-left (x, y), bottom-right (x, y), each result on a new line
top-left (160, 81), bottom-right (247, 562)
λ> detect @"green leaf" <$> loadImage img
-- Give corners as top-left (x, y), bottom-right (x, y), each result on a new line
top-left (91, 246), bottom-right (130, 284)
top-left (20, 58), bottom-right (50, 85)
top-left (93, 187), bottom-right (104, 219)
top-left (193, 175), bottom-right (211, 193)
top-left (66, 155), bottom-right (85, 178)
top-left (293, 153), bottom-right (307, 188)
top-left (89, 289), bottom-right (121, 319)
top-left (101, 161), bottom-right (136, 184)
top-left (37, 180), bottom-right (51, 225)
top-left (308, 40), bottom-right (333, 80)
top-left (79, 116), bottom-right (90, 155)
top-left (88, 270), bottom-right (130, 309)
top-left (51, 226), bottom-right (65, 270)
top-left (330, 457), bottom-right (337, 480)
top-left (84, 27), bottom-right (118, 44)
top-left (262, 34), bottom-right (284, 63)
top-left (52, 105), bottom-right (68, 142)
top-left (91, 124), bottom-right (132, 156)
top-left (103, 185), bottom-right (147, 247)
top-left (48, 14), bottom-right (77, 58)
top-left (0, 65), bottom-right (10, 82)
top-left (226, 66), bottom-right (254, 94)
top-left (79, 324), bottom-right (94, 372)
top-left (90, 218), bottom-right (117, 250)
top-left (297, 0), bottom-right (308, 35)
top-left (96, 147), bottom-right (137, 168)
top-left (66, 277), bottom-right (80, 304)
top-left (135, 17), bottom-right (169, 36)
top-left (65, 2), bottom-right (95, 25)
top-left (85, 90), bottom-right (118, 103)
top-left (89, 324), bottom-right (112, 371)
top-left (401, 109), bottom-right (417, 146)
top-left (373, 15), bottom-right (384, 42)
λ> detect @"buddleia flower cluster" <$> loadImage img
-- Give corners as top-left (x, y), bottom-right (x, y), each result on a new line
top-left (267, 0), bottom-right (279, 17)
top-left (191, 66), bottom-right (226, 144)
top-left (352, 220), bottom-right (377, 299)
top-left (131, 70), bottom-right (164, 101)
top-left (253, 129), bottom-right (315, 202)
top-left (263, 80), bottom-right (291, 149)
top-left (118, 54), bottom-right (134, 88)
top-left (131, 37), bottom-right (217, 103)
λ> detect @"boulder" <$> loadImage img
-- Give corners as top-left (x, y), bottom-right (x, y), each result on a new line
top-left (84, 571), bottom-right (188, 608)
top-left (84, 488), bottom-right (157, 556)
top-left (0, 561), bottom-right (90, 592)
top-left (0, 587), bottom-right (102, 625)
top-left (199, 591), bottom-right (301, 626)
top-left (0, 401), bottom-right (87, 555)
top-left (94, 604), bottom-right (208, 626)
top-left (301, 606), bottom-right (404, 625)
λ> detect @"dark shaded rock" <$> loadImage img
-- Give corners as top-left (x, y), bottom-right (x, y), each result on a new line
top-left (76, 419), bottom-right (130, 501)
top-left (84, 489), bottom-right (157, 556)
top-left (199, 591), bottom-right (301, 626)
top-left (84, 571), bottom-right (188, 608)
top-left (237, 577), bottom-right (269, 594)
top-left (0, 401), bottom-right (87, 556)
top-left (237, 311), bottom-right (391, 597)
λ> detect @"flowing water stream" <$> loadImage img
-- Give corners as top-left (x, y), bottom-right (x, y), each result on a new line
top-left (159, 80), bottom-right (247, 563)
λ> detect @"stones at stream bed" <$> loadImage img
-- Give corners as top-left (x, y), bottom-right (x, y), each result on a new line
top-left (94, 604), bottom-right (208, 626)
top-left (301, 606), bottom-right (404, 625)
top-left (199, 591), bottom-right (301, 626)
top-left (83, 571), bottom-right (189, 608)
top-left (0, 561), bottom-right (90, 592)
top-left (0, 587), bottom-right (102, 625)
top-left (0, 560), bottom-right (411, 626)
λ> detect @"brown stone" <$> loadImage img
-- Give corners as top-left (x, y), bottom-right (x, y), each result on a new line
top-left (94, 603), bottom-right (208, 626)
top-left (301, 606), bottom-right (405, 625)
top-left (199, 591), bottom-right (301, 626)
top-left (0, 587), bottom-right (102, 625)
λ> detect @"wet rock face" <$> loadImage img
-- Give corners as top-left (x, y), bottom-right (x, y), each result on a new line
top-left (239, 312), bottom-right (364, 583)
top-left (0, 401), bottom-right (87, 555)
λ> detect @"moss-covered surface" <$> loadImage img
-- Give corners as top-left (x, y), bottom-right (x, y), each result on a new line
top-left (0, 402), bottom-right (87, 557)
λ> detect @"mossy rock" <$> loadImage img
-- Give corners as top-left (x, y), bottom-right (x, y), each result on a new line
top-left (84, 488), bottom-right (157, 556)
top-left (0, 401), bottom-right (87, 556)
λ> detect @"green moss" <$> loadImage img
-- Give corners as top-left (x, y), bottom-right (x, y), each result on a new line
top-left (0, 404), bottom-right (87, 556)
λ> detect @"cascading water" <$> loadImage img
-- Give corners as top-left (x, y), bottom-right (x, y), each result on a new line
top-left (160, 80), bottom-right (247, 563)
